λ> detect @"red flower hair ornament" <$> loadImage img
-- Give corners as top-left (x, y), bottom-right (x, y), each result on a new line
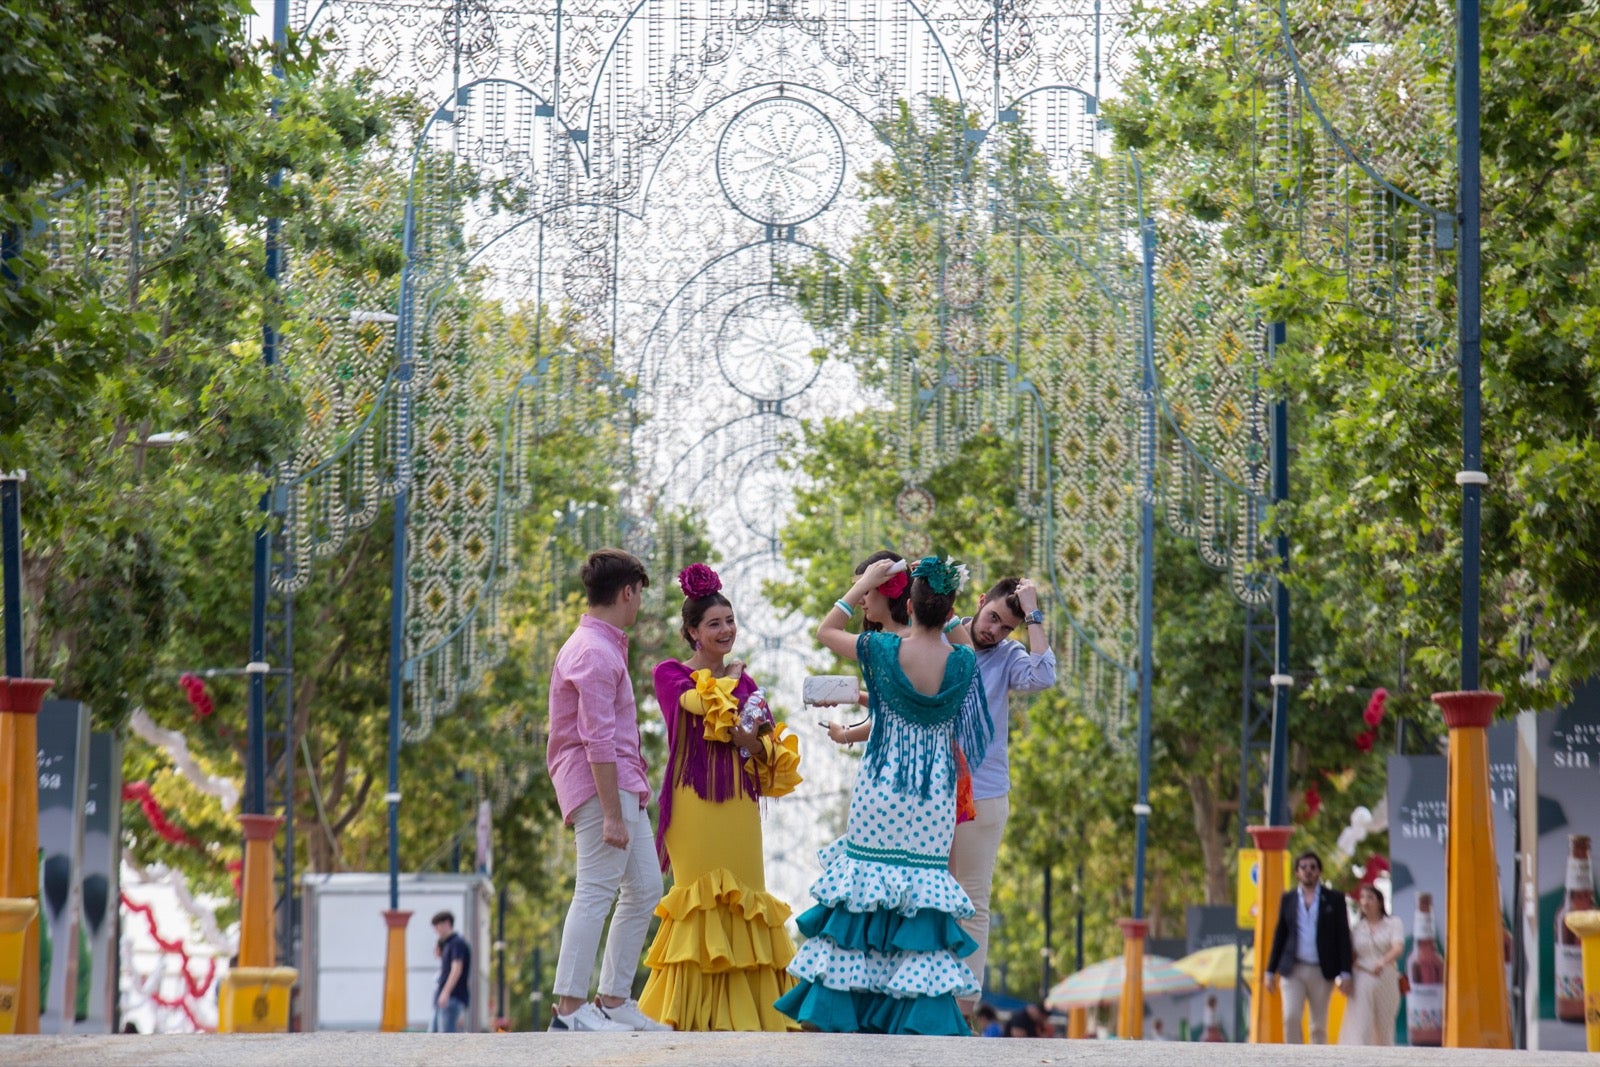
top-left (877, 572), bottom-right (909, 598)
top-left (678, 563), bottom-right (722, 599)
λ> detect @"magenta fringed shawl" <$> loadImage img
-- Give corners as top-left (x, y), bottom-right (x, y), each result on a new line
top-left (651, 659), bottom-right (761, 871)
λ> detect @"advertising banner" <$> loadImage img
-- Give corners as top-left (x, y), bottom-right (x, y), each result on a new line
top-left (1528, 682), bottom-right (1600, 1052)
top-left (1387, 724), bottom-right (1517, 1047)
top-left (36, 699), bottom-right (90, 1034)
top-left (1234, 849), bottom-right (1290, 930)
top-left (74, 732), bottom-right (121, 1033)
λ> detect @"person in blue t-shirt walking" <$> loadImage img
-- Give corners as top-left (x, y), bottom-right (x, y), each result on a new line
top-left (431, 910), bottom-right (471, 1032)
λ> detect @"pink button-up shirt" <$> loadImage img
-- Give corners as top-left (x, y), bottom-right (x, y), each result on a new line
top-left (546, 614), bottom-right (651, 822)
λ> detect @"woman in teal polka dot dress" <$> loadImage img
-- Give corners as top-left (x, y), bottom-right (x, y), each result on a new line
top-left (775, 556), bottom-right (991, 1035)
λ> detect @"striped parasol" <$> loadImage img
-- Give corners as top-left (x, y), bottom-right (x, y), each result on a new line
top-left (1044, 954), bottom-right (1200, 1009)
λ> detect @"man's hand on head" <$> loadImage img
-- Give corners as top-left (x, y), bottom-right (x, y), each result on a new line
top-left (1015, 578), bottom-right (1039, 612)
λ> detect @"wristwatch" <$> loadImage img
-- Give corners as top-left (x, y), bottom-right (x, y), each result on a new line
top-left (1024, 608), bottom-right (1045, 626)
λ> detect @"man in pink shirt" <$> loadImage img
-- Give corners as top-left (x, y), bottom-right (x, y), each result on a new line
top-left (547, 548), bottom-right (670, 1032)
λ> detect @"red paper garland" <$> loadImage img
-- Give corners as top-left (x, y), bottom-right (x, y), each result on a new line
top-left (123, 781), bottom-right (204, 850)
top-left (179, 673), bottom-right (215, 719)
top-left (122, 890), bottom-right (218, 1031)
top-left (1362, 687), bottom-right (1388, 727)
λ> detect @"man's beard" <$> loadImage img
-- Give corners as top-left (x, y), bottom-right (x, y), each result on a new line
top-left (971, 618), bottom-right (1000, 650)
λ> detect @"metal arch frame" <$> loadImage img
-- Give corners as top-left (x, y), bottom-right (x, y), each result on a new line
top-left (638, 272), bottom-right (832, 406)
top-left (648, 411), bottom-right (796, 505)
top-left (998, 83), bottom-right (1276, 610)
top-left (714, 96), bottom-right (849, 230)
top-left (949, 140), bottom-right (1157, 917)
top-left (639, 274), bottom-right (820, 402)
top-left (889, 102), bottom-right (1152, 701)
top-left (384, 78), bottom-right (607, 909)
top-left (288, 76), bottom-right (628, 514)
top-left (1128, 147), bottom-right (1158, 921)
top-left (629, 200), bottom-right (1148, 697)
top-left (633, 81), bottom-right (891, 223)
top-left (573, 0), bottom-right (969, 181)
top-left (398, 346), bottom-right (619, 735)
top-left (1273, 0), bottom-right (1450, 220)
top-left (274, 0), bottom-right (1176, 926)
top-left (631, 236), bottom-right (869, 389)
top-left (1260, 16), bottom-right (1488, 947)
top-left (976, 82), bottom-right (1109, 195)
top-left (711, 291), bottom-right (830, 404)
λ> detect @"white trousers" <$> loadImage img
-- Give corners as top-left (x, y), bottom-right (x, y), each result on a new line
top-left (1281, 961), bottom-right (1335, 1044)
top-left (551, 796), bottom-right (662, 1001)
top-left (949, 793), bottom-right (1010, 1008)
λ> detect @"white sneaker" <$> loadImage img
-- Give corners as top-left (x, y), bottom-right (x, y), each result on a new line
top-left (550, 1002), bottom-right (632, 1032)
top-left (597, 998), bottom-right (672, 1031)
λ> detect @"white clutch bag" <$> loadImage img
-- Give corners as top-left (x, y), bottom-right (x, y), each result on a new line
top-left (803, 675), bottom-right (859, 706)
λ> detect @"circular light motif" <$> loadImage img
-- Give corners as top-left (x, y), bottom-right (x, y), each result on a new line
top-left (562, 253), bottom-right (611, 306)
top-left (736, 453), bottom-right (791, 541)
top-left (896, 485), bottom-right (935, 526)
top-left (715, 294), bottom-right (824, 401)
top-left (717, 98), bottom-right (846, 227)
top-left (942, 259), bottom-right (982, 307)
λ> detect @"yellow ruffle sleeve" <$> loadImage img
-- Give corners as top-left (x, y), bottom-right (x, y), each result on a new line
top-left (686, 668), bottom-right (741, 743)
top-left (744, 722), bottom-right (802, 798)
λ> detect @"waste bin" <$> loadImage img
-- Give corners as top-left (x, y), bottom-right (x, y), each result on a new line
top-left (218, 966), bottom-right (298, 1033)
top-left (0, 899), bottom-right (39, 1034)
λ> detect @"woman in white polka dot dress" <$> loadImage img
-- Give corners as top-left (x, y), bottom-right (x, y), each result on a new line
top-left (775, 556), bottom-right (990, 1035)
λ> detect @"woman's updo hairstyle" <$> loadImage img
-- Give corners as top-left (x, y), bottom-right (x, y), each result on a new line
top-left (908, 579), bottom-right (956, 629)
top-left (854, 549), bottom-right (909, 630)
top-left (676, 563), bottom-right (731, 648)
top-left (907, 556), bottom-right (967, 629)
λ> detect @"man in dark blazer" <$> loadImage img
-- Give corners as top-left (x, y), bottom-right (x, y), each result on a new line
top-left (1264, 849), bottom-right (1354, 1043)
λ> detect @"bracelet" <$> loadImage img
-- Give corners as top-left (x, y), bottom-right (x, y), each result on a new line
top-left (834, 599), bottom-right (855, 618)
top-left (942, 617), bottom-right (961, 634)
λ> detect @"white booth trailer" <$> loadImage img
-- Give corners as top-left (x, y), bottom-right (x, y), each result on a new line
top-left (300, 872), bottom-right (493, 1031)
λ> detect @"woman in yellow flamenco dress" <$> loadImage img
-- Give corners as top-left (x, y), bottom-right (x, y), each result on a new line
top-left (638, 563), bottom-right (803, 1030)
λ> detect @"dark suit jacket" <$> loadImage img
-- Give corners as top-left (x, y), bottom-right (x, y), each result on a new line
top-left (1265, 884), bottom-right (1354, 981)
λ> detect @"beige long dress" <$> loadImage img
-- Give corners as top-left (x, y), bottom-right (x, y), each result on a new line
top-left (1339, 914), bottom-right (1404, 1045)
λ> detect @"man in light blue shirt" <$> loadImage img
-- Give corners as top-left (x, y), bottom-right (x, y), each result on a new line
top-left (949, 577), bottom-right (1056, 1014)
top-left (1264, 849), bottom-right (1353, 1043)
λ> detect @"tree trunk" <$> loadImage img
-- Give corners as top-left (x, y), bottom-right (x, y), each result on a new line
top-left (1188, 759), bottom-right (1233, 906)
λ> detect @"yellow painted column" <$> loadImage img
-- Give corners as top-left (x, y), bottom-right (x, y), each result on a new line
top-left (1116, 917), bottom-right (1147, 1039)
top-left (237, 814), bottom-right (282, 968)
top-left (1563, 910), bottom-right (1600, 1052)
top-left (0, 676), bottom-right (53, 1035)
top-left (381, 909), bottom-right (412, 1032)
top-left (1067, 1005), bottom-right (1088, 1038)
top-left (1434, 690), bottom-right (1512, 1048)
top-left (1247, 824), bottom-right (1291, 1044)
top-left (220, 813), bottom-right (298, 1033)
top-left (0, 899), bottom-right (38, 1033)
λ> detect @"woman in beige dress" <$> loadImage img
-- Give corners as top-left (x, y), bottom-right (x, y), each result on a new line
top-left (1339, 884), bottom-right (1405, 1045)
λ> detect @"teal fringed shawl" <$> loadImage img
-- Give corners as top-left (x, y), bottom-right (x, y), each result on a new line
top-left (857, 631), bottom-right (992, 801)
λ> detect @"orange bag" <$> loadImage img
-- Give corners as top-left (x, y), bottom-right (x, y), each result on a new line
top-left (955, 745), bottom-right (976, 824)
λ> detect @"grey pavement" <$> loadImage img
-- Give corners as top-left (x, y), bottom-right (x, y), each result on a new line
top-left (0, 1033), bottom-right (1588, 1067)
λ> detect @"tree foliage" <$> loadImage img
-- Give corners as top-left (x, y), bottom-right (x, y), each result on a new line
top-left (1110, 0), bottom-right (1600, 716)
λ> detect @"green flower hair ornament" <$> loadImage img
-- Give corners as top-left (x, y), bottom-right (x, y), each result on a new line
top-left (911, 556), bottom-right (970, 596)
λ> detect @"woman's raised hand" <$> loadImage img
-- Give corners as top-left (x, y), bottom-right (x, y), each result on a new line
top-left (858, 558), bottom-right (899, 586)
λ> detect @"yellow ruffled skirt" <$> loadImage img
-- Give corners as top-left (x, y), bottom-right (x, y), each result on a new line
top-left (638, 784), bottom-right (797, 1030)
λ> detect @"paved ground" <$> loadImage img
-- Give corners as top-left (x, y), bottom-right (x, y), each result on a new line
top-left (0, 1032), bottom-right (1591, 1066)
